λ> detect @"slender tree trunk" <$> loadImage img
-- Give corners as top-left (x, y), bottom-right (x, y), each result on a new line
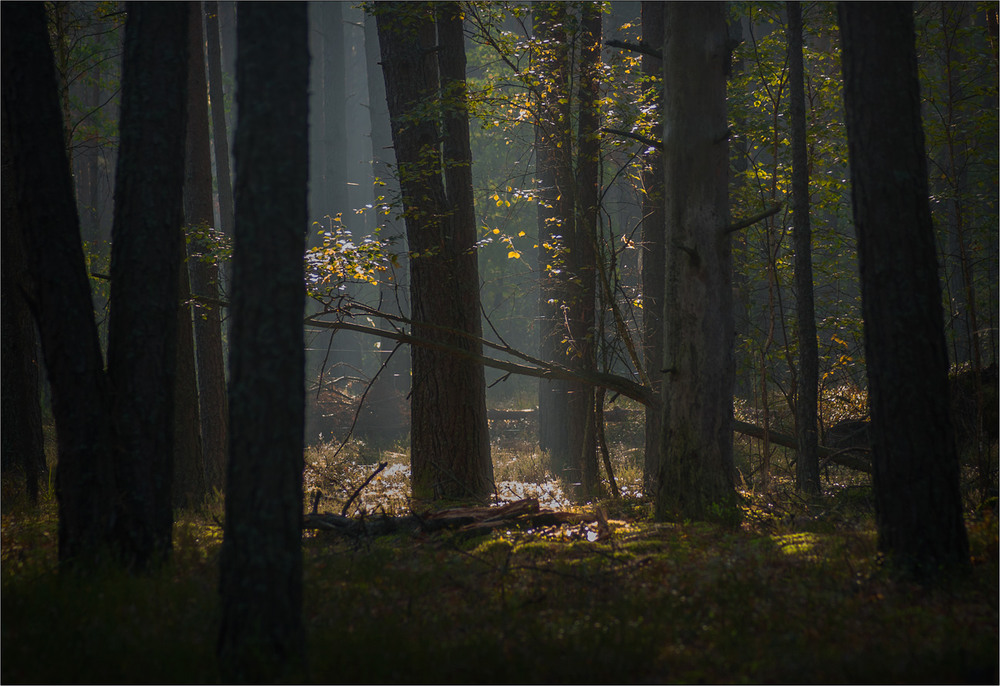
top-left (377, 2), bottom-right (493, 502)
top-left (322, 1), bottom-right (347, 221)
top-left (566, 1), bottom-right (601, 498)
top-left (363, 11), bottom-right (409, 433)
top-left (107, 1), bottom-right (190, 569)
top-left (184, 1), bottom-right (228, 500)
top-left (206, 1), bottom-right (235, 255)
top-left (3, 1), bottom-right (117, 566)
top-left (217, 3), bottom-right (308, 681)
top-left (640, 0), bottom-right (665, 495)
top-left (656, 2), bottom-right (737, 523)
top-left (787, 1), bottom-right (820, 495)
top-left (534, 2), bottom-right (569, 459)
top-left (839, 1), bottom-right (969, 582)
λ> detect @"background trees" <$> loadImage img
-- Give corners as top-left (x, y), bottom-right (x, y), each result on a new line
top-left (5, 0), bottom-right (996, 576)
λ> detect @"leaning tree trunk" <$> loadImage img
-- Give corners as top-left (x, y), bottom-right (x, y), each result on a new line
top-left (839, 1), bottom-right (969, 583)
top-left (376, 2), bottom-right (493, 503)
top-left (217, 3), bottom-right (309, 681)
top-left (787, 1), bottom-right (820, 495)
top-left (2, 2), bottom-right (118, 566)
top-left (640, 0), bottom-right (665, 495)
top-left (655, 2), bottom-right (738, 523)
top-left (1, 116), bottom-right (47, 503)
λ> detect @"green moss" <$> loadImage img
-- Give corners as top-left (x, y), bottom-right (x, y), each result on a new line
top-left (3, 485), bottom-right (997, 684)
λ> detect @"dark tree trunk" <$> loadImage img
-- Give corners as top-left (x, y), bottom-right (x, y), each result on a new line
top-left (1, 107), bottom-right (48, 503)
top-left (184, 1), bottom-right (228, 500)
top-left (640, 0), bottom-right (665, 495)
top-left (217, 4), bottom-right (308, 680)
top-left (566, 1), bottom-right (601, 498)
top-left (839, 1), bottom-right (969, 582)
top-left (107, 1), bottom-right (190, 568)
top-left (2, 1), bottom-right (117, 565)
top-left (787, 1), bottom-right (820, 495)
top-left (656, 2), bottom-right (737, 523)
top-left (377, 2), bottom-right (493, 503)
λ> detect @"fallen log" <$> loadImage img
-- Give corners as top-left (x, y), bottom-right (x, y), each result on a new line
top-left (302, 497), bottom-right (598, 537)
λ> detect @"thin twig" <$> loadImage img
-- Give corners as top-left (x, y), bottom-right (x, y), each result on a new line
top-left (341, 461), bottom-right (389, 518)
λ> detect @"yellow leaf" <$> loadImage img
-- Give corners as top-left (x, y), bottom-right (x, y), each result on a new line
top-left (508, 250), bottom-right (521, 259)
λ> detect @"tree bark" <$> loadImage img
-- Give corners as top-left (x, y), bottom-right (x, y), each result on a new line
top-left (656, 2), bottom-right (737, 523)
top-left (1, 97), bottom-right (48, 503)
top-left (640, 0), bottom-right (665, 496)
top-left (839, 2), bottom-right (970, 582)
top-left (377, 2), bottom-right (493, 502)
top-left (217, 3), bottom-right (308, 681)
top-left (787, 1), bottom-right (821, 495)
top-left (566, 1), bottom-right (602, 498)
top-left (106, 1), bottom-right (190, 568)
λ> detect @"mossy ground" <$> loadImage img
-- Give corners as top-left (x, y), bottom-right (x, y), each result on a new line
top-left (3, 412), bottom-right (997, 684)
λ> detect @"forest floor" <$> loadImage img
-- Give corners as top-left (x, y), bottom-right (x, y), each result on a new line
top-left (2, 415), bottom-right (998, 684)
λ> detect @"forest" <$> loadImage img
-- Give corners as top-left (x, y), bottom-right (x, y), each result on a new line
top-left (2, 1), bottom-right (998, 683)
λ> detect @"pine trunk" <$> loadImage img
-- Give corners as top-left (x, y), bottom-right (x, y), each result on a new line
top-left (106, 1), bottom-right (190, 568)
top-left (839, 2), bottom-right (970, 582)
top-left (217, 4), bottom-right (309, 681)
top-left (787, 1), bottom-right (820, 494)
top-left (377, 2), bottom-right (493, 503)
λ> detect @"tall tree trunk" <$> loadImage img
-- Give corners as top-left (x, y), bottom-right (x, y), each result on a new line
top-left (217, 3), bottom-right (308, 681)
top-left (377, 2), bottom-right (493, 503)
top-left (184, 1), bottom-right (228, 500)
top-left (3, 1), bottom-right (117, 566)
top-left (839, 1), bottom-right (969, 583)
top-left (533, 1), bottom-right (577, 476)
top-left (640, 0), bottom-right (665, 496)
top-left (656, 2), bottom-right (737, 523)
top-left (787, 1), bottom-right (820, 495)
top-left (107, 1), bottom-right (190, 569)
top-left (363, 11), bottom-right (409, 434)
top-left (1, 105), bottom-right (48, 503)
top-left (566, 1), bottom-right (601, 498)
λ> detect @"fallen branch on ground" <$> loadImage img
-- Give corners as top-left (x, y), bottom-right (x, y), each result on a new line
top-left (303, 497), bottom-right (601, 538)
